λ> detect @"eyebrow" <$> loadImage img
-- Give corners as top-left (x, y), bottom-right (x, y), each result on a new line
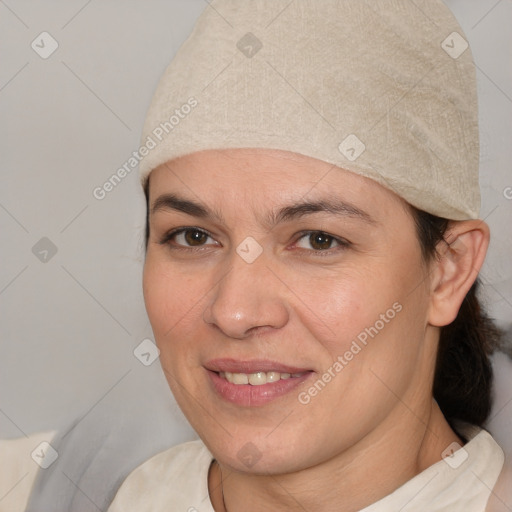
top-left (150, 193), bottom-right (376, 226)
top-left (151, 193), bottom-right (219, 220)
top-left (269, 199), bottom-right (376, 225)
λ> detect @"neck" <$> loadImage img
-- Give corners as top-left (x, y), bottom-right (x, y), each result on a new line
top-left (209, 400), bottom-right (461, 512)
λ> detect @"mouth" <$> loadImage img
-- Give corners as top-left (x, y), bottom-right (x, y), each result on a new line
top-left (217, 370), bottom-right (308, 385)
top-left (205, 359), bottom-right (314, 406)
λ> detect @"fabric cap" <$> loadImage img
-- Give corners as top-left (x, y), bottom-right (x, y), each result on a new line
top-left (139, 0), bottom-right (480, 220)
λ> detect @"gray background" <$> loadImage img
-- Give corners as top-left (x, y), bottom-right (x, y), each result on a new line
top-left (1, 0), bottom-right (511, 451)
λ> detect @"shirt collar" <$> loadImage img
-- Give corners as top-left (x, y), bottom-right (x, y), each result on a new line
top-left (360, 426), bottom-right (504, 512)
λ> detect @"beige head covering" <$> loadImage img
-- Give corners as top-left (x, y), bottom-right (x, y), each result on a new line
top-left (139, 0), bottom-right (480, 220)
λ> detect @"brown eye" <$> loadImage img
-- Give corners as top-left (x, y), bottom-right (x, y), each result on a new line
top-left (183, 229), bottom-right (208, 246)
top-left (294, 231), bottom-right (348, 253)
top-left (308, 232), bottom-right (334, 250)
top-left (161, 228), bottom-right (216, 248)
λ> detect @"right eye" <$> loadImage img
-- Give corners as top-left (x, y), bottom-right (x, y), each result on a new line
top-left (159, 227), bottom-right (218, 250)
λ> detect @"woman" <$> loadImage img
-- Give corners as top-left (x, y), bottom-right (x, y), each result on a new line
top-left (108, 1), bottom-right (506, 510)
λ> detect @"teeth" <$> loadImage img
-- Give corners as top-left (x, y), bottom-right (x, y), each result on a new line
top-left (232, 372), bottom-right (248, 384)
top-left (248, 372), bottom-right (266, 385)
top-left (219, 370), bottom-right (304, 385)
top-left (266, 371), bottom-right (280, 382)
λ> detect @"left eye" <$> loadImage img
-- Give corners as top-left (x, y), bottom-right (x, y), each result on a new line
top-left (294, 231), bottom-right (346, 251)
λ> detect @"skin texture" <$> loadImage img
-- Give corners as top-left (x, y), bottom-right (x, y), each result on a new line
top-left (143, 148), bottom-right (490, 512)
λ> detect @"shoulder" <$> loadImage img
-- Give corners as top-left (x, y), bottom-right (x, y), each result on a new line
top-left (107, 439), bottom-right (215, 512)
top-left (0, 431), bottom-right (57, 512)
top-left (361, 425), bottom-right (505, 512)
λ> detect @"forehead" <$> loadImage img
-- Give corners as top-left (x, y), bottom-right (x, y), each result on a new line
top-left (147, 148), bottom-right (409, 221)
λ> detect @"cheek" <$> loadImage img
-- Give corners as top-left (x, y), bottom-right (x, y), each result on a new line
top-left (286, 264), bottom-right (396, 353)
top-left (142, 257), bottom-right (207, 404)
top-left (143, 255), bottom-right (205, 339)
top-left (287, 253), bottom-right (429, 374)
top-left (288, 264), bottom-right (429, 438)
top-left (142, 260), bottom-right (207, 398)
top-left (143, 260), bottom-right (173, 336)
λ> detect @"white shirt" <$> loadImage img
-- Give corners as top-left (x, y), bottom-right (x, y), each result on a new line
top-left (108, 426), bottom-right (504, 511)
top-left (0, 431), bottom-right (57, 512)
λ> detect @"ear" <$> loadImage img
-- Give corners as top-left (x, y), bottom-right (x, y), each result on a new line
top-left (428, 220), bottom-right (490, 327)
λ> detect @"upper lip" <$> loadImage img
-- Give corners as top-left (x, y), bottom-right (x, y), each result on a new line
top-left (204, 358), bottom-right (313, 374)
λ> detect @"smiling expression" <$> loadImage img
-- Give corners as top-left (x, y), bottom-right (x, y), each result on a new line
top-left (143, 147), bottom-right (437, 474)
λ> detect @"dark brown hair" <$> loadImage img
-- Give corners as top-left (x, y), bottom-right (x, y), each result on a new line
top-left (143, 179), bottom-right (501, 428)
top-left (410, 207), bottom-right (501, 429)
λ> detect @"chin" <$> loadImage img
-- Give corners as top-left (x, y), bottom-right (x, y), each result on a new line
top-left (200, 429), bottom-right (315, 475)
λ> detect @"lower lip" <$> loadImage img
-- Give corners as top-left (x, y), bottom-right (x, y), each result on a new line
top-left (207, 370), bottom-right (313, 406)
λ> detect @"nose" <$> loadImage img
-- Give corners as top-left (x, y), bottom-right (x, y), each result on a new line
top-left (202, 250), bottom-right (289, 339)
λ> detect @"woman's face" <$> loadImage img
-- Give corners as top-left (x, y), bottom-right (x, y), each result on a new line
top-left (143, 148), bottom-right (437, 474)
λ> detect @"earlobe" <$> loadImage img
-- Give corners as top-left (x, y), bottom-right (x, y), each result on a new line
top-left (428, 220), bottom-right (490, 327)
